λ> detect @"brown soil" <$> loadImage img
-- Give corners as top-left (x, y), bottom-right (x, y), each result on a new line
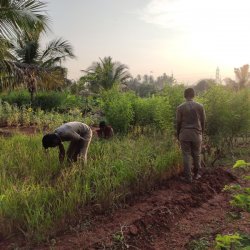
top-left (0, 126), bottom-right (37, 136)
top-left (2, 167), bottom-right (248, 250)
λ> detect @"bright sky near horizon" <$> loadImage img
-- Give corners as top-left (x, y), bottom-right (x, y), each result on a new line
top-left (43, 0), bottom-right (250, 84)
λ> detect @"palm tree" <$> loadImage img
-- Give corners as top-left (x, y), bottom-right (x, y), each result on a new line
top-left (0, 0), bottom-right (48, 60)
top-left (0, 0), bottom-right (48, 38)
top-left (0, 0), bottom-right (49, 96)
top-left (11, 28), bottom-right (75, 101)
top-left (81, 56), bottom-right (131, 92)
top-left (234, 64), bottom-right (250, 89)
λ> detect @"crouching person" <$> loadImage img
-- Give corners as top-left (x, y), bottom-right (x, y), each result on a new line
top-left (42, 122), bottom-right (92, 165)
top-left (97, 121), bottom-right (114, 139)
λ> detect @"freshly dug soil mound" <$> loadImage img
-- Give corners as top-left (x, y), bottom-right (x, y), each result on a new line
top-left (31, 167), bottom-right (236, 250)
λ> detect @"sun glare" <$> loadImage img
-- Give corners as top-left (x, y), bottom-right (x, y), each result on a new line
top-left (142, 0), bottom-right (250, 72)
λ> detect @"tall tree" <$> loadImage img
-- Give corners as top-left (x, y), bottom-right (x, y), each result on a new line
top-left (13, 28), bottom-right (75, 69)
top-left (194, 79), bottom-right (216, 93)
top-left (234, 64), bottom-right (250, 89)
top-left (0, 0), bottom-right (49, 97)
top-left (81, 56), bottom-right (131, 92)
top-left (223, 77), bottom-right (238, 91)
top-left (0, 1), bottom-right (75, 102)
top-left (11, 29), bottom-right (75, 101)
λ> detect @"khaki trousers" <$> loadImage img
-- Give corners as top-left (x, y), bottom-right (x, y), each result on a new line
top-left (67, 129), bottom-right (93, 165)
top-left (180, 140), bottom-right (202, 181)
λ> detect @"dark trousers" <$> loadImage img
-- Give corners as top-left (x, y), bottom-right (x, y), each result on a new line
top-left (180, 140), bottom-right (202, 181)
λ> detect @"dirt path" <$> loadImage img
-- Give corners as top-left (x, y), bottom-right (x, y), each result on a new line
top-left (29, 167), bottom-right (248, 250)
top-left (0, 126), bottom-right (37, 136)
top-left (1, 167), bottom-right (249, 250)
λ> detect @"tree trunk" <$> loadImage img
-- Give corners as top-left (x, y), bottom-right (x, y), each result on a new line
top-left (29, 88), bottom-right (35, 106)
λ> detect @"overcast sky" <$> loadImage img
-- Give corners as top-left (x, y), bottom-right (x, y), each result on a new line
top-left (43, 0), bottom-right (250, 84)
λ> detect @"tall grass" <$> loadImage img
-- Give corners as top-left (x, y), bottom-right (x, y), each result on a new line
top-left (0, 133), bottom-right (181, 241)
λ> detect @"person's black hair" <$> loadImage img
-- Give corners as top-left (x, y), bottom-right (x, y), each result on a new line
top-left (184, 88), bottom-right (195, 99)
top-left (42, 133), bottom-right (60, 149)
top-left (99, 121), bottom-right (106, 128)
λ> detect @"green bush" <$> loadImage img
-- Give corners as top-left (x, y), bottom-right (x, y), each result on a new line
top-left (102, 88), bottom-right (135, 133)
top-left (33, 91), bottom-right (65, 111)
top-left (132, 97), bottom-right (155, 126)
top-left (0, 90), bottom-right (85, 111)
top-left (160, 84), bottom-right (185, 119)
top-left (101, 87), bottom-right (174, 134)
top-left (215, 160), bottom-right (250, 249)
top-left (153, 96), bottom-right (172, 131)
top-left (132, 96), bottom-right (172, 131)
top-left (0, 90), bottom-right (30, 106)
top-left (201, 86), bottom-right (250, 147)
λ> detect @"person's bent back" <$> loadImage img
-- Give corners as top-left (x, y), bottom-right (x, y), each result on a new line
top-left (42, 122), bottom-right (92, 165)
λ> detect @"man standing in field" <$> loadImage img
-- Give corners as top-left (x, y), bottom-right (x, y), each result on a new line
top-left (176, 88), bottom-right (206, 183)
top-left (42, 122), bottom-right (92, 165)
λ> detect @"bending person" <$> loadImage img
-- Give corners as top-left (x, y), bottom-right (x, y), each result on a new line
top-left (42, 122), bottom-right (92, 165)
top-left (97, 121), bottom-right (114, 139)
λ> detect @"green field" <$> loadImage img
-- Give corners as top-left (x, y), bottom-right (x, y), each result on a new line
top-left (0, 1), bottom-right (250, 246)
top-left (0, 133), bottom-right (181, 241)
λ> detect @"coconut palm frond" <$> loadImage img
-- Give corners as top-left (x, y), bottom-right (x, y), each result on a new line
top-left (0, 0), bottom-right (49, 39)
top-left (0, 36), bottom-right (15, 60)
top-left (113, 63), bottom-right (131, 84)
top-left (81, 56), bottom-right (131, 92)
top-left (40, 38), bottom-right (75, 67)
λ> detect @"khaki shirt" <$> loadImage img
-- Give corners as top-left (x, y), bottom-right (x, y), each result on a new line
top-left (54, 122), bottom-right (91, 142)
top-left (176, 100), bottom-right (205, 142)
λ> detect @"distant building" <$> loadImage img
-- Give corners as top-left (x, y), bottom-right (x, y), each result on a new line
top-left (215, 67), bottom-right (221, 84)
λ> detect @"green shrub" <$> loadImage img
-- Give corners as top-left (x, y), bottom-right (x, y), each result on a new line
top-left (0, 90), bottom-right (30, 106)
top-left (201, 86), bottom-right (250, 148)
top-left (153, 96), bottom-right (172, 131)
top-left (0, 90), bottom-right (85, 111)
top-left (102, 88), bottom-right (135, 133)
top-left (161, 84), bottom-right (185, 119)
top-left (33, 91), bottom-right (65, 111)
top-left (217, 160), bottom-right (250, 249)
top-left (229, 160), bottom-right (250, 212)
top-left (34, 91), bottom-right (84, 111)
top-left (215, 233), bottom-right (243, 249)
top-left (102, 87), bottom-right (174, 134)
top-left (132, 96), bottom-right (172, 131)
top-left (215, 233), bottom-right (250, 249)
top-left (132, 97), bottom-right (155, 126)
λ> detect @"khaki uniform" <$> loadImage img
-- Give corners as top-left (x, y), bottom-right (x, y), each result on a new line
top-left (176, 100), bottom-right (205, 181)
top-left (55, 122), bottom-right (92, 164)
